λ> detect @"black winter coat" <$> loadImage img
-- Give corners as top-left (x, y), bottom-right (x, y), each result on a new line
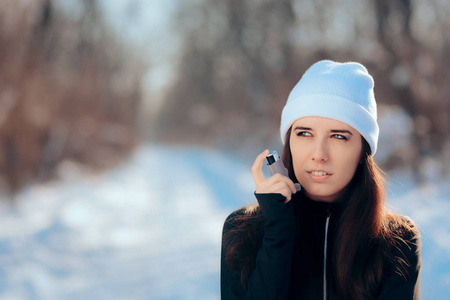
top-left (220, 193), bottom-right (421, 299)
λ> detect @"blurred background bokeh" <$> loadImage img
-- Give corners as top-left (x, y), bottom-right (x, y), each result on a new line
top-left (0, 0), bottom-right (449, 299)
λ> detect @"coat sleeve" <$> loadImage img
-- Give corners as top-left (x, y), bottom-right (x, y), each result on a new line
top-left (220, 193), bottom-right (296, 300)
top-left (377, 222), bottom-right (421, 300)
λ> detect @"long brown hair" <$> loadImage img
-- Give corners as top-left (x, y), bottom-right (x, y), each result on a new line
top-left (224, 127), bottom-right (417, 299)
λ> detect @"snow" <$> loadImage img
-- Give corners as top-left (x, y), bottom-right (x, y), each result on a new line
top-left (385, 169), bottom-right (450, 298)
top-left (0, 144), bottom-right (448, 299)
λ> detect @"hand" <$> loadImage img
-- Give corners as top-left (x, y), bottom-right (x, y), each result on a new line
top-left (251, 149), bottom-right (298, 203)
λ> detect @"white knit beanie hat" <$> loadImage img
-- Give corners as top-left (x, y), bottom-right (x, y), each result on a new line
top-left (280, 60), bottom-right (379, 155)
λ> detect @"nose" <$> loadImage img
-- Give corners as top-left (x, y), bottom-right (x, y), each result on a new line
top-left (311, 140), bottom-right (328, 162)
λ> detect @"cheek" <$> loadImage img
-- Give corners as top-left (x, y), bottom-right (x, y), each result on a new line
top-left (339, 151), bottom-right (362, 182)
top-left (341, 162), bottom-right (359, 184)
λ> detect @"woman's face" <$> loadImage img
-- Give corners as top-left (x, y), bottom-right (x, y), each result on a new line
top-left (289, 117), bottom-right (363, 202)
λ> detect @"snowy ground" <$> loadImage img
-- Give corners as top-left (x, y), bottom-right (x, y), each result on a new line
top-left (0, 144), bottom-right (448, 299)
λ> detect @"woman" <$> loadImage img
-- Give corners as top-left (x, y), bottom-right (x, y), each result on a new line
top-left (220, 60), bottom-right (421, 299)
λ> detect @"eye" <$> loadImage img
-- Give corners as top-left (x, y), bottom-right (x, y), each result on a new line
top-left (331, 134), bottom-right (347, 140)
top-left (296, 131), bottom-right (312, 137)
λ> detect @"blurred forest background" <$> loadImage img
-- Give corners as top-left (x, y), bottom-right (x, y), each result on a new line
top-left (1, 1), bottom-right (449, 299)
top-left (1, 0), bottom-right (450, 198)
top-left (0, 0), bottom-right (144, 197)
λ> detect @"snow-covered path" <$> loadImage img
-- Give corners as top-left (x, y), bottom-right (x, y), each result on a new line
top-left (0, 144), bottom-right (448, 299)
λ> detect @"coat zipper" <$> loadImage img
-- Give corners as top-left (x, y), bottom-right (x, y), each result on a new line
top-left (323, 209), bottom-right (331, 300)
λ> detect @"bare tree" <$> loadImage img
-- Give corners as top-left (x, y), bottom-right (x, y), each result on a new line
top-left (0, 0), bottom-right (144, 197)
top-left (373, 0), bottom-right (450, 180)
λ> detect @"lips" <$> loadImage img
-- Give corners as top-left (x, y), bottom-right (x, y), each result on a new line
top-left (307, 170), bottom-right (332, 182)
top-left (311, 171), bottom-right (329, 176)
top-left (308, 170), bottom-right (332, 176)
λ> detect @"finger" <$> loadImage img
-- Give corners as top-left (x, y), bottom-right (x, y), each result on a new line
top-left (256, 178), bottom-right (284, 194)
top-left (280, 186), bottom-right (292, 203)
top-left (251, 149), bottom-right (270, 187)
top-left (284, 167), bottom-right (298, 194)
top-left (285, 177), bottom-right (298, 194)
top-left (255, 180), bottom-right (292, 203)
top-left (268, 173), bottom-right (298, 195)
top-left (271, 181), bottom-right (292, 201)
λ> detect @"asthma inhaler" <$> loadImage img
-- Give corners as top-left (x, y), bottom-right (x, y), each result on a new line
top-left (266, 150), bottom-right (301, 191)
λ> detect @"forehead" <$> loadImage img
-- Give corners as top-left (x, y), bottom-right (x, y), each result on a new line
top-left (292, 116), bottom-right (356, 131)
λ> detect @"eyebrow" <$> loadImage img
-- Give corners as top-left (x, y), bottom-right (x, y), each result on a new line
top-left (293, 126), bottom-right (353, 135)
top-left (293, 126), bottom-right (312, 131)
top-left (330, 129), bottom-right (353, 136)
